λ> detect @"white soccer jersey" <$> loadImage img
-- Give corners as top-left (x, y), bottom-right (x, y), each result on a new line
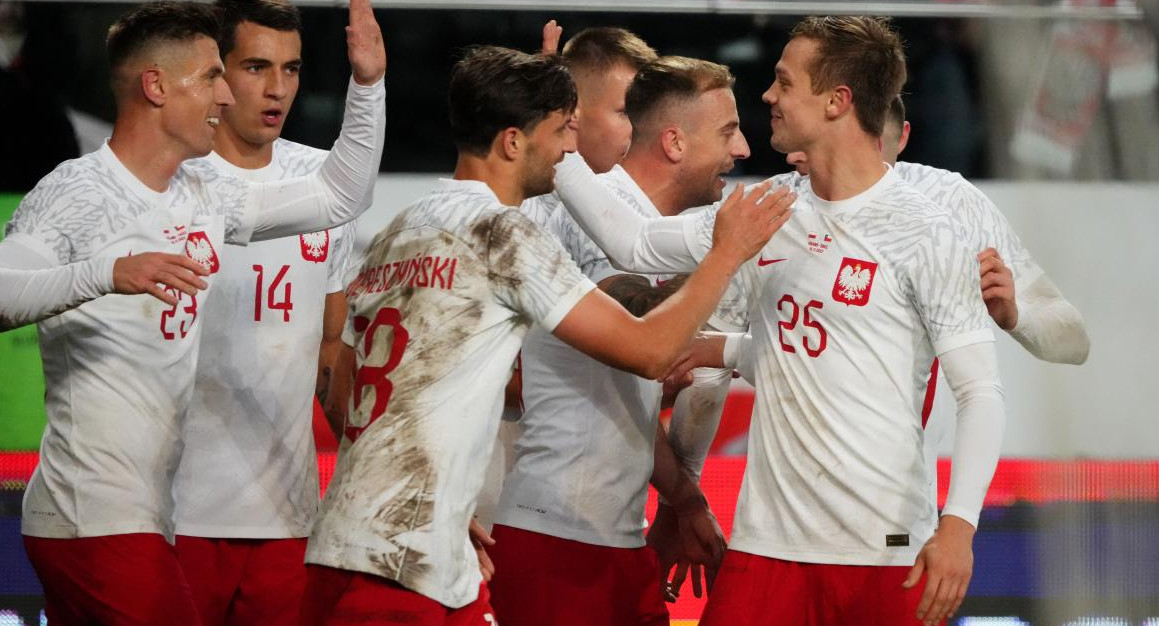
top-left (174, 139), bottom-right (352, 539)
top-left (695, 168), bottom-right (994, 565)
top-left (893, 161), bottom-right (1043, 289)
top-left (892, 161), bottom-right (1045, 505)
top-left (305, 179), bottom-right (595, 608)
top-left (497, 166), bottom-right (666, 548)
top-left (7, 143), bottom-right (254, 539)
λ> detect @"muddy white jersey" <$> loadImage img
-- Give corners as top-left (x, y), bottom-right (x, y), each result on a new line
top-left (498, 166), bottom-right (665, 548)
top-left (7, 142), bottom-right (257, 539)
top-left (693, 167), bottom-right (993, 565)
top-left (174, 140), bottom-right (352, 539)
top-left (305, 179), bottom-right (595, 608)
top-left (893, 161), bottom-right (1043, 289)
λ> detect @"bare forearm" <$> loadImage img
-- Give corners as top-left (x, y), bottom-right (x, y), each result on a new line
top-left (651, 421), bottom-right (706, 511)
top-left (323, 343), bottom-right (355, 441)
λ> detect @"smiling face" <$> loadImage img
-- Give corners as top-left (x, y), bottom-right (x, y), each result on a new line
top-left (160, 35), bottom-right (234, 158)
top-left (678, 87), bottom-right (750, 207)
top-left (761, 36), bottom-right (830, 155)
top-left (218, 21), bottom-right (302, 153)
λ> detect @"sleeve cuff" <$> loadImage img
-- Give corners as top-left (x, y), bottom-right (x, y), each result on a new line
top-left (940, 505), bottom-right (980, 530)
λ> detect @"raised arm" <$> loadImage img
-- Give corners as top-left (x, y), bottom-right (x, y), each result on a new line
top-left (236, 0), bottom-right (387, 243)
top-left (553, 152), bottom-right (723, 274)
top-left (552, 183), bottom-right (792, 379)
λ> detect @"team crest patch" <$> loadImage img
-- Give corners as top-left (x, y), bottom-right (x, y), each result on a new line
top-left (832, 257), bottom-right (877, 306)
top-left (185, 231), bottom-right (220, 274)
top-left (808, 232), bottom-right (832, 254)
top-left (300, 231), bottom-right (330, 263)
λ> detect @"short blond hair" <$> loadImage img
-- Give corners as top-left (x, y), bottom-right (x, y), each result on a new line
top-left (625, 55), bottom-right (735, 140)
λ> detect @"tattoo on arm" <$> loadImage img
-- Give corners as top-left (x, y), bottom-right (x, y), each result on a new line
top-left (600, 274), bottom-right (688, 317)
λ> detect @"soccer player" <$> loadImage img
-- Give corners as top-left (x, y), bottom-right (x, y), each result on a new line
top-left (170, 1), bottom-right (356, 624)
top-left (550, 16), bottom-right (1006, 626)
top-left (472, 25), bottom-right (660, 532)
top-left (786, 95), bottom-right (1090, 365)
top-left (488, 55), bottom-right (749, 626)
top-left (0, 1), bottom-right (385, 622)
top-left (301, 46), bottom-right (793, 625)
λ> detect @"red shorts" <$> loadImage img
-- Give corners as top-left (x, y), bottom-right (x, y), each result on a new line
top-left (300, 564), bottom-right (496, 626)
top-left (487, 524), bottom-right (669, 626)
top-left (700, 550), bottom-right (943, 626)
top-left (23, 533), bottom-right (199, 626)
top-left (175, 535), bottom-right (307, 626)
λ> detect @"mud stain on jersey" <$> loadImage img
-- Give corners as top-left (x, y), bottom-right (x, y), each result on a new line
top-left (350, 281), bottom-right (486, 591)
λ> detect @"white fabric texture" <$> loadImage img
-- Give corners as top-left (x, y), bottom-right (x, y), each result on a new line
top-left (306, 179), bottom-right (595, 608)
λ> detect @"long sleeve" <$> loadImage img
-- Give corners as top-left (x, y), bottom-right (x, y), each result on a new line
top-left (552, 152), bottom-right (707, 274)
top-left (1008, 273), bottom-right (1090, 365)
top-left (938, 341), bottom-right (1007, 528)
top-left (0, 234), bottom-right (115, 331)
top-left (233, 77), bottom-right (387, 244)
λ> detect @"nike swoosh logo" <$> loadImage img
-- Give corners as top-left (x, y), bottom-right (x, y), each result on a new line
top-left (758, 257), bottom-right (787, 267)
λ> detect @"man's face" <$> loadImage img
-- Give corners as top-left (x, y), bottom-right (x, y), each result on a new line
top-left (521, 110), bottom-right (578, 198)
top-left (574, 63), bottom-right (636, 174)
top-left (762, 36), bottom-right (829, 154)
top-left (219, 21), bottom-right (302, 149)
top-left (216, 21), bottom-right (299, 150)
top-left (678, 87), bottom-right (750, 208)
top-left (162, 35), bottom-right (235, 158)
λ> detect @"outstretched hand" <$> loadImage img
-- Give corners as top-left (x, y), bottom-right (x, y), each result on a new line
top-left (347, 0), bottom-right (387, 85)
top-left (711, 182), bottom-right (794, 268)
top-left (112, 252), bottom-right (209, 306)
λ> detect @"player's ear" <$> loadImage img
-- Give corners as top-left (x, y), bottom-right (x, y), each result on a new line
top-left (827, 85), bottom-right (852, 121)
top-left (897, 121), bottom-right (911, 155)
top-left (660, 125), bottom-right (685, 164)
top-left (496, 127), bottom-right (522, 161)
top-left (141, 67), bottom-right (166, 107)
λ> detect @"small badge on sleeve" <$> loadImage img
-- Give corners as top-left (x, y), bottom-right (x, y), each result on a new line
top-left (886, 534), bottom-right (910, 547)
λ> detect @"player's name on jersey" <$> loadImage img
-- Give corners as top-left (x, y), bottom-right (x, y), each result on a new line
top-left (346, 254), bottom-right (459, 298)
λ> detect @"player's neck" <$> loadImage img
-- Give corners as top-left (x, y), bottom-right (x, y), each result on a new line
top-left (453, 154), bottom-right (525, 206)
top-left (802, 135), bottom-right (887, 202)
top-left (620, 153), bottom-right (684, 217)
top-left (213, 125), bottom-right (275, 170)
top-left (108, 118), bottom-right (184, 193)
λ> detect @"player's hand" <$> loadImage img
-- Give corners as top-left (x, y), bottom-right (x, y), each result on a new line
top-left (660, 368), bottom-right (693, 409)
top-left (468, 518), bottom-right (496, 583)
top-left (978, 248), bottom-right (1018, 330)
top-left (541, 19), bottom-right (563, 55)
top-left (346, 0), bottom-right (386, 85)
top-left (112, 252), bottom-right (209, 306)
top-left (904, 514), bottom-right (975, 626)
top-left (711, 182), bottom-right (794, 269)
top-left (663, 333), bottom-right (726, 385)
top-left (647, 503), bottom-right (682, 601)
top-left (674, 502), bottom-right (725, 598)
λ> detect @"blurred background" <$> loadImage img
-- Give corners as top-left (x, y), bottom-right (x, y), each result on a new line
top-left (1, 1), bottom-right (1157, 624)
